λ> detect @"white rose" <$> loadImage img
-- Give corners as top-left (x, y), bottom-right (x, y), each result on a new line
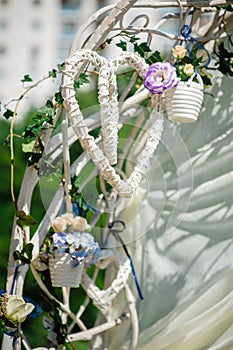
top-left (61, 213), bottom-right (75, 225)
top-left (71, 216), bottom-right (87, 232)
top-left (172, 45), bottom-right (186, 59)
top-left (183, 63), bottom-right (194, 76)
top-left (51, 216), bottom-right (67, 232)
top-left (5, 295), bottom-right (34, 325)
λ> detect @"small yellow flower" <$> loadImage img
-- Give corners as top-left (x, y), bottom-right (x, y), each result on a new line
top-left (183, 63), bottom-right (194, 76)
top-left (172, 45), bottom-right (186, 59)
top-left (230, 57), bottom-right (233, 72)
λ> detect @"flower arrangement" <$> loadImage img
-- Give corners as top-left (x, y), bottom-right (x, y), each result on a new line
top-left (171, 44), bottom-right (211, 84)
top-left (49, 213), bottom-right (100, 287)
top-left (141, 25), bottom-right (211, 123)
top-left (51, 213), bottom-right (99, 268)
top-left (143, 44), bottom-right (210, 96)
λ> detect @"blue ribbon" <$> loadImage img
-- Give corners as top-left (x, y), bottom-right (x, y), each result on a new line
top-left (109, 221), bottom-right (144, 300)
top-left (181, 24), bottom-right (210, 68)
top-left (10, 265), bottom-right (20, 295)
top-left (72, 202), bottom-right (99, 217)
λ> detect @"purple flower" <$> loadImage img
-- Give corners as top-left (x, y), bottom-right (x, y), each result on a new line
top-left (143, 62), bottom-right (180, 94)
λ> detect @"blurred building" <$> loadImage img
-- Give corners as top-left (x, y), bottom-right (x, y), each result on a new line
top-left (0, 0), bottom-right (104, 113)
top-left (0, 0), bottom-right (175, 113)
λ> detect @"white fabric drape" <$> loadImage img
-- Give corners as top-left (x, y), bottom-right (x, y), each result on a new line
top-left (111, 73), bottom-right (233, 350)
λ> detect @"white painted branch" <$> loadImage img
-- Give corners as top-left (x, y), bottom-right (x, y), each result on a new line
top-left (67, 311), bottom-right (130, 342)
top-left (83, 0), bottom-right (138, 51)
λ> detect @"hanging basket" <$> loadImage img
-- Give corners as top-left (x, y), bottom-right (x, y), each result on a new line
top-left (49, 252), bottom-right (84, 288)
top-left (164, 73), bottom-right (204, 123)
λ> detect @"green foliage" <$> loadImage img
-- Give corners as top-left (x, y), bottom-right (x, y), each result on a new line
top-left (22, 99), bottom-right (55, 144)
top-left (48, 62), bottom-right (65, 78)
top-left (48, 68), bottom-right (57, 78)
top-left (21, 99), bottom-right (57, 166)
top-left (216, 5), bottom-right (233, 11)
top-left (114, 33), bottom-right (164, 66)
top-left (57, 63), bottom-right (65, 71)
top-left (16, 211), bottom-right (37, 230)
top-left (73, 72), bottom-right (90, 91)
top-left (146, 50), bottom-right (163, 64)
top-left (13, 243), bottom-right (34, 264)
top-left (134, 41), bottom-right (151, 56)
top-left (69, 176), bottom-right (90, 218)
top-left (21, 74), bottom-right (33, 83)
top-left (116, 40), bottom-right (127, 51)
top-left (54, 91), bottom-right (64, 105)
top-left (3, 108), bottom-right (14, 119)
top-left (215, 41), bottom-right (233, 77)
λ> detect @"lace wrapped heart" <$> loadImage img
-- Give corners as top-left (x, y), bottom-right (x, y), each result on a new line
top-left (62, 49), bottom-right (164, 198)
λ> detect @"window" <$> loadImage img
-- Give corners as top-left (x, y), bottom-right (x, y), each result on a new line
top-left (62, 21), bottom-right (76, 33)
top-left (0, 69), bottom-right (6, 79)
top-left (33, 0), bottom-right (41, 5)
top-left (62, 0), bottom-right (81, 8)
top-left (30, 46), bottom-right (39, 59)
top-left (29, 47), bottom-right (40, 72)
top-left (32, 20), bottom-right (41, 30)
top-left (0, 45), bottom-right (6, 55)
top-left (0, 20), bottom-right (7, 30)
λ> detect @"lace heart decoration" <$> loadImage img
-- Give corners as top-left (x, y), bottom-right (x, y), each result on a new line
top-left (62, 49), bottom-right (164, 198)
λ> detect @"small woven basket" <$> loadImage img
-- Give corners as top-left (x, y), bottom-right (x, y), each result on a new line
top-left (49, 252), bottom-right (84, 288)
top-left (165, 74), bottom-right (204, 123)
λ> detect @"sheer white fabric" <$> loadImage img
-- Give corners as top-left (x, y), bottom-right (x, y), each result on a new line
top-left (109, 73), bottom-right (233, 350)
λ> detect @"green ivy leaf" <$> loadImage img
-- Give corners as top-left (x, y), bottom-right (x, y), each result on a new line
top-left (16, 211), bottom-right (37, 230)
top-left (134, 42), bottom-right (151, 57)
top-left (54, 91), bottom-right (63, 105)
top-left (146, 50), bottom-right (163, 64)
top-left (202, 75), bottom-right (212, 87)
top-left (22, 140), bottom-right (35, 153)
top-left (27, 152), bottom-right (43, 167)
top-left (57, 63), bottom-right (64, 71)
top-left (21, 74), bottom-right (33, 83)
top-left (13, 243), bottom-right (34, 264)
top-left (3, 108), bottom-right (14, 119)
top-left (106, 38), bottom-right (113, 45)
top-left (48, 69), bottom-right (57, 78)
top-left (116, 40), bottom-right (127, 51)
top-left (13, 250), bottom-right (25, 262)
top-left (129, 35), bottom-right (139, 44)
top-left (74, 73), bottom-right (89, 90)
top-left (216, 5), bottom-right (233, 11)
top-left (36, 101), bottom-right (55, 118)
top-left (3, 135), bottom-right (10, 147)
top-left (24, 243), bottom-right (34, 261)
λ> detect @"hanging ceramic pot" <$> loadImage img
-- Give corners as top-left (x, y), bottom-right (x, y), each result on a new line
top-left (165, 73), bottom-right (204, 123)
top-left (49, 252), bottom-right (84, 288)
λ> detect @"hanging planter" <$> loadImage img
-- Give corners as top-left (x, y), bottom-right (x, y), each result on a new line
top-left (48, 214), bottom-right (100, 288)
top-left (49, 252), bottom-right (84, 288)
top-left (164, 73), bottom-right (204, 123)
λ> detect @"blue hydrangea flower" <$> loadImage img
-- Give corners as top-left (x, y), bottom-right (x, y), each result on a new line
top-left (52, 231), bottom-right (100, 268)
top-left (52, 232), bottom-right (67, 253)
